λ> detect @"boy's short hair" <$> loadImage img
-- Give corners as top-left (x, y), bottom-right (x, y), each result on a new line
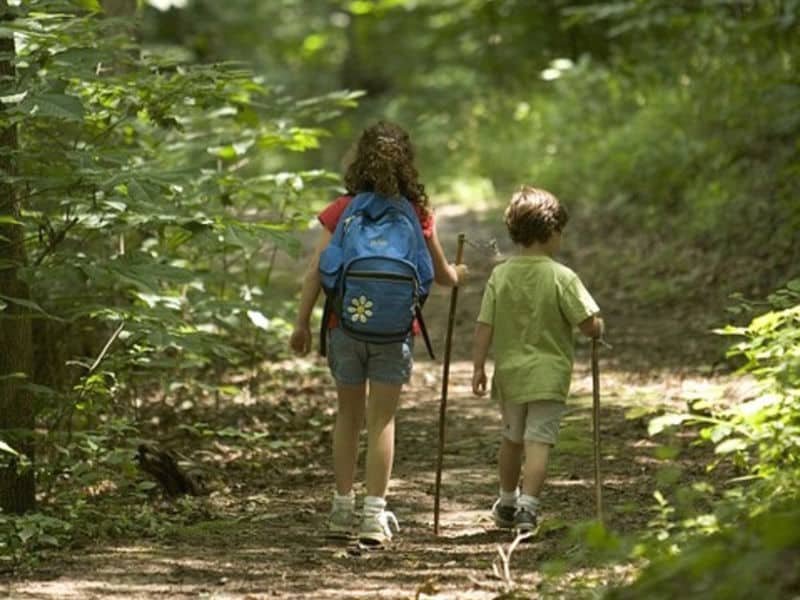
top-left (504, 186), bottom-right (569, 246)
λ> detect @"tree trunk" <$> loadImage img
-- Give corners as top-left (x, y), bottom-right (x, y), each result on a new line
top-left (0, 0), bottom-right (36, 515)
top-left (339, 11), bottom-right (390, 97)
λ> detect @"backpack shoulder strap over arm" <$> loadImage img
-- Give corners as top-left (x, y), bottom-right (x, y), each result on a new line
top-left (416, 306), bottom-right (435, 360)
top-left (318, 195), bottom-right (359, 356)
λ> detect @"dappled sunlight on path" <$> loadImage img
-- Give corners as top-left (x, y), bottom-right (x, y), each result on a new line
top-left (7, 204), bottom-right (756, 598)
top-left (7, 353), bottom-right (749, 599)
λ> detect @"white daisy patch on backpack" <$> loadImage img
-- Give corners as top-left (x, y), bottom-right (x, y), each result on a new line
top-left (348, 296), bottom-right (374, 323)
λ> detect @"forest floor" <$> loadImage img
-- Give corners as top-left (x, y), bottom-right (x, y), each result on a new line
top-left (3, 203), bottom-right (757, 599)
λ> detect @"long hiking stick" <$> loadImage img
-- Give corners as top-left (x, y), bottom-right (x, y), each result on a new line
top-left (591, 337), bottom-right (603, 523)
top-left (433, 232), bottom-right (466, 535)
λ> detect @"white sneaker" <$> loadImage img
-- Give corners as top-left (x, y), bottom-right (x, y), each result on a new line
top-left (327, 502), bottom-right (355, 539)
top-left (358, 509), bottom-right (399, 547)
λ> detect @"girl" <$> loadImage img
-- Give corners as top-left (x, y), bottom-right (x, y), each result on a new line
top-left (289, 121), bottom-right (467, 546)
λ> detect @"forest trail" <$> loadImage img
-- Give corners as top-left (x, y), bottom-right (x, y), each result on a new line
top-left (7, 357), bottom-right (746, 600)
top-left (5, 205), bottom-right (746, 599)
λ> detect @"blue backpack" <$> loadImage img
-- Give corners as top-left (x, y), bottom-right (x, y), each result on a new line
top-left (318, 192), bottom-right (435, 358)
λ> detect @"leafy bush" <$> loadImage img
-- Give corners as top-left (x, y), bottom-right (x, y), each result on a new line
top-left (1, 0), bottom-right (356, 564)
top-left (609, 280), bottom-right (800, 598)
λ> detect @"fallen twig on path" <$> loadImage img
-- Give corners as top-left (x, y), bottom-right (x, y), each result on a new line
top-left (492, 531), bottom-right (533, 589)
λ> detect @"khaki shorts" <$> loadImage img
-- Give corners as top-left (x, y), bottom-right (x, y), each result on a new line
top-left (500, 399), bottom-right (567, 445)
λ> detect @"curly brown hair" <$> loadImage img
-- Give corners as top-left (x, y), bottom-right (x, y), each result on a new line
top-left (344, 121), bottom-right (430, 217)
top-left (504, 186), bottom-right (569, 246)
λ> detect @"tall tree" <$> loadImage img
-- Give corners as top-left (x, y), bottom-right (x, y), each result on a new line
top-left (0, 0), bottom-right (36, 514)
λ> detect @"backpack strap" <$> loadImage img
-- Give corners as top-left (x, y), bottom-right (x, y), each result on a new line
top-left (318, 196), bottom-right (359, 357)
top-left (416, 305), bottom-right (435, 360)
top-left (319, 295), bottom-right (332, 357)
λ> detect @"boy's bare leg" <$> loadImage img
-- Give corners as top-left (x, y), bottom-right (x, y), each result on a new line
top-left (498, 437), bottom-right (524, 492)
top-left (521, 440), bottom-right (551, 497)
top-left (333, 382), bottom-right (367, 495)
top-left (365, 381), bottom-right (402, 497)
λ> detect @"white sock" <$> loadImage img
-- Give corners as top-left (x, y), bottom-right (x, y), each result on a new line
top-left (332, 491), bottom-right (354, 510)
top-left (363, 495), bottom-right (386, 516)
top-left (519, 494), bottom-right (540, 512)
top-left (499, 487), bottom-right (520, 507)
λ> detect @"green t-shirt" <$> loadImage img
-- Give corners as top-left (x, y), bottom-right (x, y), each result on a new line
top-left (477, 255), bottom-right (599, 404)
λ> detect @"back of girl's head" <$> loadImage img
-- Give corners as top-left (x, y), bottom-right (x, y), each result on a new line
top-left (344, 121), bottom-right (429, 215)
top-left (505, 186), bottom-right (569, 246)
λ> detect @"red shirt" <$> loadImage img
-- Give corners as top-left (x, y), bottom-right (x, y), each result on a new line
top-left (318, 195), bottom-right (435, 333)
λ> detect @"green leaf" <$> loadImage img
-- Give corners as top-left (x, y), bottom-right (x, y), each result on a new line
top-left (0, 440), bottom-right (19, 456)
top-left (51, 47), bottom-right (104, 76)
top-left (0, 293), bottom-right (60, 319)
top-left (625, 405), bottom-right (660, 420)
top-left (21, 93), bottom-right (84, 121)
top-left (715, 438), bottom-right (748, 454)
top-left (648, 413), bottom-right (693, 436)
top-left (246, 310), bottom-right (271, 330)
top-left (127, 179), bottom-right (156, 205)
top-left (0, 372), bottom-right (26, 382)
top-left (654, 445), bottom-right (681, 460)
top-left (18, 526), bottom-right (37, 544)
top-left (39, 534), bottom-right (60, 547)
top-left (20, 382), bottom-right (60, 398)
top-left (76, 0), bottom-right (102, 13)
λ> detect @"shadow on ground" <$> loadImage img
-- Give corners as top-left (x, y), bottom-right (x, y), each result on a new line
top-left (7, 204), bottom-right (756, 599)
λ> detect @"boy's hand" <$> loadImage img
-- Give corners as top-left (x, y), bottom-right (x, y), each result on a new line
top-left (289, 325), bottom-right (312, 356)
top-left (472, 367), bottom-right (488, 396)
top-left (594, 317), bottom-right (605, 339)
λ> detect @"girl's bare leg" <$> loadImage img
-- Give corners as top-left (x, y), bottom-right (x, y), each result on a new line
top-left (333, 382), bottom-right (367, 495)
top-left (364, 381), bottom-right (402, 497)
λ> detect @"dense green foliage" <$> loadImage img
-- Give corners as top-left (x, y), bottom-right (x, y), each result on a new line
top-left (1, 0), bottom-right (355, 564)
top-left (151, 0), bottom-right (799, 303)
top-left (610, 281), bottom-right (800, 598)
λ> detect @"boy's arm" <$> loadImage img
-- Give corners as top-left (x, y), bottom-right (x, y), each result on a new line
top-left (290, 228), bottom-right (333, 355)
top-left (578, 314), bottom-right (604, 339)
top-left (472, 322), bottom-right (493, 396)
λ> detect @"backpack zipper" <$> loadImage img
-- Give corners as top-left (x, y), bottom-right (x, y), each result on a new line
top-left (344, 271), bottom-right (421, 306)
top-left (347, 271), bottom-right (414, 282)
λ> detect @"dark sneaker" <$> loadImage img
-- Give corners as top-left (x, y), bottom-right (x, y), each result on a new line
top-left (514, 506), bottom-right (539, 535)
top-left (491, 499), bottom-right (516, 529)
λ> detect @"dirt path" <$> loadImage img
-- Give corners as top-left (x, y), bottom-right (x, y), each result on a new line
top-left (4, 205), bottom-right (746, 599)
top-left (6, 353), bottom-right (744, 599)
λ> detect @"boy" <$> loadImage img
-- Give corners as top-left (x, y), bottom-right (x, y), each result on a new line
top-left (471, 186), bottom-right (603, 533)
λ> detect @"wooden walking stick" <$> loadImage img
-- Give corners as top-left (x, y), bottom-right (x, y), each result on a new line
top-left (591, 337), bottom-right (603, 523)
top-left (433, 232), bottom-right (466, 535)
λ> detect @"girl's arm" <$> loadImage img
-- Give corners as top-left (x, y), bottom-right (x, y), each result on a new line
top-left (426, 224), bottom-right (467, 287)
top-left (289, 228), bottom-right (333, 355)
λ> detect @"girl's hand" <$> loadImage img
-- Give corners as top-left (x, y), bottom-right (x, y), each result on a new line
top-left (472, 367), bottom-right (487, 396)
top-left (290, 325), bottom-right (312, 356)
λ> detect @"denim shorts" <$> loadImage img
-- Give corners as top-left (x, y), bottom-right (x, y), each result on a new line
top-left (327, 327), bottom-right (414, 385)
